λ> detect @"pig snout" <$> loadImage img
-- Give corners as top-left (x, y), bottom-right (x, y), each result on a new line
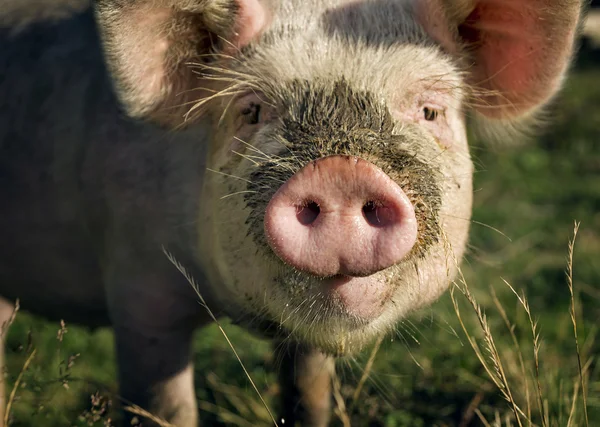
top-left (264, 155), bottom-right (418, 278)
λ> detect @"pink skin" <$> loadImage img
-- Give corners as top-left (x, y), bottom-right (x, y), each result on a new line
top-left (232, 0), bottom-right (270, 49)
top-left (325, 275), bottom-right (392, 319)
top-left (264, 155), bottom-right (418, 318)
top-left (417, 0), bottom-right (579, 118)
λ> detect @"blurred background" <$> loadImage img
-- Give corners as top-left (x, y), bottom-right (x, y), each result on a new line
top-left (2, 3), bottom-right (600, 427)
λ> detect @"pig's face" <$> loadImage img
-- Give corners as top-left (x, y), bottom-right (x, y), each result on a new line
top-left (201, 6), bottom-right (473, 354)
top-left (95, 0), bottom-right (581, 355)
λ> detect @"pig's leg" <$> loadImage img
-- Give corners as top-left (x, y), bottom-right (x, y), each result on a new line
top-left (276, 341), bottom-right (335, 427)
top-left (113, 324), bottom-right (197, 426)
top-left (0, 296), bottom-right (16, 423)
top-left (106, 268), bottom-right (203, 427)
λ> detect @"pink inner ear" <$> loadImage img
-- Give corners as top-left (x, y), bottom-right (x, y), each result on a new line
top-left (233, 0), bottom-right (270, 48)
top-left (459, 0), bottom-right (550, 116)
top-left (419, 0), bottom-right (579, 119)
top-left (463, 0), bottom-right (580, 118)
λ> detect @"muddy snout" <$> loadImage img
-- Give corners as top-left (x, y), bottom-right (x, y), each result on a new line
top-left (264, 155), bottom-right (418, 277)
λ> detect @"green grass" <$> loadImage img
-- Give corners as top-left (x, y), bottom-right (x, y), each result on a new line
top-left (4, 51), bottom-right (600, 427)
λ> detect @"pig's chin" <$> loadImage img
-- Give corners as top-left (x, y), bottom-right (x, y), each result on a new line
top-left (324, 274), bottom-right (391, 320)
top-left (275, 269), bottom-right (394, 323)
top-left (267, 269), bottom-right (397, 356)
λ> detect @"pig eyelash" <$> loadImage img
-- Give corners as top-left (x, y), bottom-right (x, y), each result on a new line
top-left (423, 106), bottom-right (441, 121)
top-left (241, 102), bottom-right (261, 125)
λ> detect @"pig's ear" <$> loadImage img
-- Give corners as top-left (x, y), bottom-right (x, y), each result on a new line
top-left (417, 0), bottom-right (583, 121)
top-left (95, 0), bottom-right (267, 126)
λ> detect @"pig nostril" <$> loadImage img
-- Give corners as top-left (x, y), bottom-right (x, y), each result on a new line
top-left (297, 201), bottom-right (320, 225)
top-left (362, 201), bottom-right (380, 226)
top-left (363, 200), bottom-right (394, 227)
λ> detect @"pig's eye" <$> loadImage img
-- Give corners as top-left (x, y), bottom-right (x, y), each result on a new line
top-left (242, 103), bottom-right (261, 125)
top-left (423, 106), bottom-right (439, 121)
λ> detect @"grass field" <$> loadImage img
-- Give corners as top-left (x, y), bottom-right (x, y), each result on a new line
top-left (3, 44), bottom-right (599, 427)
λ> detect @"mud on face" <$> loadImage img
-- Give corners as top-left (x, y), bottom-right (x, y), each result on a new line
top-left (244, 79), bottom-right (443, 262)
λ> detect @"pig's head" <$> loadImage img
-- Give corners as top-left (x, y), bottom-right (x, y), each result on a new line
top-left (96, 0), bottom-right (582, 355)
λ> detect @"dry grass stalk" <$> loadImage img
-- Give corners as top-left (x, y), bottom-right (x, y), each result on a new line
top-left (450, 278), bottom-right (528, 426)
top-left (331, 369), bottom-right (351, 427)
top-left (502, 279), bottom-right (547, 427)
top-left (567, 371), bottom-right (581, 427)
top-left (206, 372), bottom-right (254, 420)
top-left (443, 228), bottom-right (526, 425)
top-left (459, 390), bottom-right (487, 427)
top-left (490, 286), bottom-right (531, 422)
top-left (565, 221), bottom-right (588, 427)
top-left (4, 349), bottom-right (36, 426)
top-left (123, 404), bottom-right (176, 427)
top-left (449, 220), bottom-right (592, 427)
top-left (350, 334), bottom-right (384, 413)
top-left (475, 408), bottom-right (493, 427)
top-left (205, 372), bottom-right (273, 423)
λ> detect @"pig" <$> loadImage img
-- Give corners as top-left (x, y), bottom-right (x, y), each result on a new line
top-left (0, 0), bottom-right (583, 425)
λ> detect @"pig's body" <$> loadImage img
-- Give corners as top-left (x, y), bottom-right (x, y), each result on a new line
top-left (1, 11), bottom-right (138, 324)
top-left (0, 13), bottom-right (231, 424)
top-left (0, 10), bottom-right (216, 325)
top-left (0, 0), bottom-right (583, 426)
